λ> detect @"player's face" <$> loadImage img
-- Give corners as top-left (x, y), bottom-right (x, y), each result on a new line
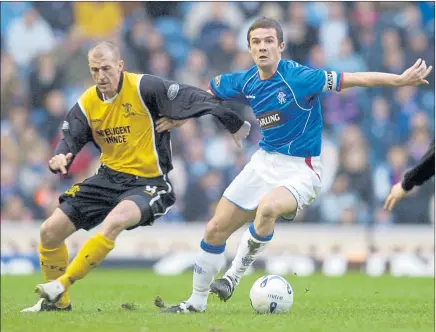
top-left (88, 53), bottom-right (124, 97)
top-left (248, 28), bottom-right (284, 71)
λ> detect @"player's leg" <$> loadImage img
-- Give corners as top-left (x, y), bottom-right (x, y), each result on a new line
top-left (32, 171), bottom-right (118, 303)
top-left (189, 198), bottom-right (256, 309)
top-left (51, 200), bottom-right (143, 299)
top-left (220, 156), bottom-right (322, 292)
top-left (40, 174), bottom-right (175, 303)
top-left (161, 197), bottom-right (255, 313)
top-left (222, 186), bottom-right (297, 283)
top-left (162, 161), bottom-right (261, 313)
top-left (21, 208), bottom-right (77, 312)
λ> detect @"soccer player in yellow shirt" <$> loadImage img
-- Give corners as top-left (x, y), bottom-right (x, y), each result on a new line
top-left (21, 41), bottom-right (250, 312)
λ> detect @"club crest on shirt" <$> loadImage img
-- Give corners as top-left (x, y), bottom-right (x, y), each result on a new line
top-left (277, 91), bottom-right (286, 104)
top-left (122, 103), bottom-right (136, 118)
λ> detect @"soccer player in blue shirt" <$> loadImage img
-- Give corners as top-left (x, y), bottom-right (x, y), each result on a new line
top-left (161, 17), bottom-right (432, 313)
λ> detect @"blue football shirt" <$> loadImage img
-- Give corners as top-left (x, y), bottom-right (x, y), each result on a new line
top-left (209, 59), bottom-right (342, 157)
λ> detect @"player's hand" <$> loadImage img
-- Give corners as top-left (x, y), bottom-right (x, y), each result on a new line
top-left (155, 117), bottom-right (188, 133)
top-left (48, 153), bottom-right (73, 175)
top-left (232, 121), bottom-right (251, 148)
top-left (384, 182), bottom-right (408, 211)
top-left (399, 58), bottom-right (433, 86)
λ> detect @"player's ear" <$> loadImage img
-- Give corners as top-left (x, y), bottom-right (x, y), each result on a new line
top-left (279, 42), bottom-right (285, 53)
top-left (119, 60), bottom-right (124, 72)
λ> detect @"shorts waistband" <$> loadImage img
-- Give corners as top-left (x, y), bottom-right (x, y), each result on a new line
top-left (257, 149), bottom-right (321, 163)
top-left (100, 164), bottom-right (166, 181)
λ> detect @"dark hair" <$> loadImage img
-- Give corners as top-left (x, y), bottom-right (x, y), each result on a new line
top-left (247, 17), bottom-right (284, 46)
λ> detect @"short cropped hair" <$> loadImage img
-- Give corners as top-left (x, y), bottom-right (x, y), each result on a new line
top-left (88, 41), bottom-right (120, 60)
top-left (247, 17), bottom-right (284, 46)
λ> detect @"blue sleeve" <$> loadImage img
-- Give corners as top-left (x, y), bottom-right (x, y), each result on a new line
top-left (209, 72), bottom-right (248, 104)
top-left (293, 65), bottom-right (343, 96)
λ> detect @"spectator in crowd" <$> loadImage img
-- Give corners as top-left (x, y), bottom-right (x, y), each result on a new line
top-left (283, 2), bottom-right (318, 64)
top-left (72, 2), bottom-right (123, 41)
top-left (5, 6), bottom-right (55, 68)
top-left (319, 3), bottom-right (349, 60)
top-left (28, 54), bottom-right (64, 110)
top-left (1, 52), bottom-right (24, 113)
top-left (175, 48), bottom-right (208, 87)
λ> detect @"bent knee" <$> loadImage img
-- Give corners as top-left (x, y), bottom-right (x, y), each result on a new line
top-left (205, 219), bottom-right (221, 237)
top-left (102, 212), bottom-right (132, 232)
top-left (101, 201), bottom-right (143, 237)
top-left (204, 218), bottom-right (229, 244)
top-left (40, 208), bottom-right (76, 248)
top-left (257, 196), bottom-right (280, 220)
top-left (40, 218), bottom-right (70, 248)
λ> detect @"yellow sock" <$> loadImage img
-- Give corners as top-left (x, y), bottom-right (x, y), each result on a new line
top-left (39, 243), bottom-right (70, 308)
top-left (58, 233), bottom-right (114, 290)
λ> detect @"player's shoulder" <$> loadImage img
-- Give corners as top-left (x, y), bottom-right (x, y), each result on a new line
top-left (221, 65), bottom-right (257, 82)
top-left (78, 85), bottom-right (98, 105)
top-left (123, 71), bottom-right (144, 86)
top-left (279, 59), bottom-right (320, 81)
top-left (242, 64), bottom-right (259, 77)
top-left (226, 65), bottom-right (259, 90)
top-left (279, 59), bottom-right (306, 74)
top-left (238, 65), bottom-right (259, 82)
top-left (136, 72), bottom-right (170, 88)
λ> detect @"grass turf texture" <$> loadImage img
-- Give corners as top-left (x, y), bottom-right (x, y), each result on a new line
top-left (2, 269), bottom-right (434, 332)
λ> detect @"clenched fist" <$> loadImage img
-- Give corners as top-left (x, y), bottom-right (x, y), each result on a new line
top-left (49, 153), bottom-right (73, 175)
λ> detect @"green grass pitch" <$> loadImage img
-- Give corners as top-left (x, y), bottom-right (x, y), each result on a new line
top-left (1, 269), bottom-right (434, 332)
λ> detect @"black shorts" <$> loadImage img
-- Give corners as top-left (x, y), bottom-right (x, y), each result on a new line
top-left (58, 165), bottom-right (176, 231)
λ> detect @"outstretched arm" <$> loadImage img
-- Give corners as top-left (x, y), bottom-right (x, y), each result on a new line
top-left (342, 58), bottom-right (433, 89)
top-left (384, 141), bottom-right (435, 211)
top-left (155, 88), bottom-right (250, 148)
top-left (155, 90), bottom-right (215, 132)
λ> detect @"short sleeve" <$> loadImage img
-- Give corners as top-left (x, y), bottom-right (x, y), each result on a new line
top-left (209, 71), bottom-right (247, 103)
top-left (294, 65), bottom-right (343, 96)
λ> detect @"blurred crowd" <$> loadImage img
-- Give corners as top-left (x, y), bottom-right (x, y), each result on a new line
top-left (1, 2), bottom-right (434, 226)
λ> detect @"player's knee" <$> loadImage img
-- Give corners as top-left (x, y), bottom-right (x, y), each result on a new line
top-left (101, 212), bottom-right (131, 236)
top-left (204, 218), bottom-right (227, 244)
top-left (40, 208), bottom-right (76, 248)
top-left (40, 220), bottom-right (64, 248)
top-left (257, 196), bottom-right (280, 221)
top-left (101, 201), bottom-right (143, 240)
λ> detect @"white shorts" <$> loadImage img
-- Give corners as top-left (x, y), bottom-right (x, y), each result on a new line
top-left (223, 149), bottom-right (322, 220)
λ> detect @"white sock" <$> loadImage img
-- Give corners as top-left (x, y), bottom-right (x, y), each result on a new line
top-left (225, 223), bottom-right (273, 284)
top-left (186, 240), bottom-right (226, 310)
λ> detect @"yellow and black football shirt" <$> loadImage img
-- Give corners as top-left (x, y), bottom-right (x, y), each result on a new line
top-left (59, 71), bottom-right (171, 178)
top-left (54, 71), bottom-right (245, 178)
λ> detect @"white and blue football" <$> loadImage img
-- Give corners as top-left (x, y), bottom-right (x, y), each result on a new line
top-left (249, 275), bottom-right (294, 314)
